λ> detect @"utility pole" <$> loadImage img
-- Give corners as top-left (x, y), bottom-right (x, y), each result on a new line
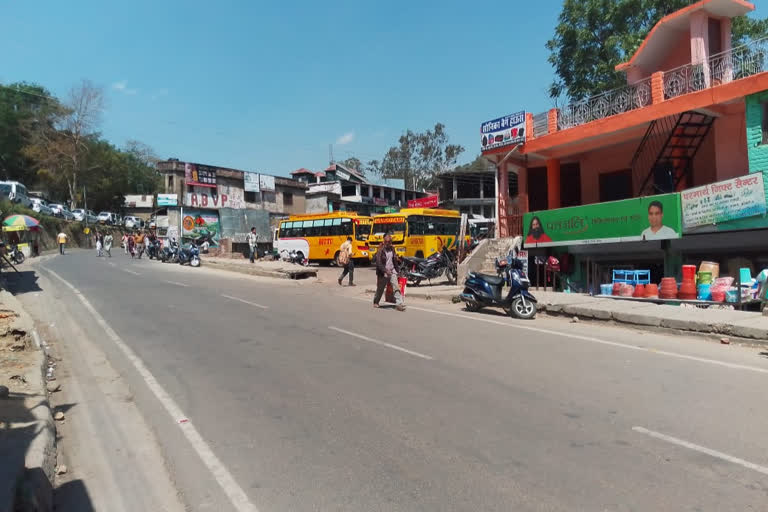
top-left (329, 144), bottom-right (334, 165)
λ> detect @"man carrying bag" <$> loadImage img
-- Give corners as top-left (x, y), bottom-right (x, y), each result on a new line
top-left (337, 236), bottom-right (354, 286)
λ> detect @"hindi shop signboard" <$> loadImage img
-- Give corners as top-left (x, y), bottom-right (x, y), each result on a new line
top-left (407, 195), bottom-right (439, 208)
top-left (157, 194), bottom-right (178, 207)
top-left (244, 172), bottom-right (260, 193)
top-left (523, 193), bottom-right (682, 247)
top-left (481, 111), bottom-right (526, 152)
top-left (681, 174), bottom-right (766, 231)
top-left (258, 174), bottom-right (275, 192)
top-left (185, 184), bottom-right (245, 210)
top-left (184, 163), bottom-right (217, 188)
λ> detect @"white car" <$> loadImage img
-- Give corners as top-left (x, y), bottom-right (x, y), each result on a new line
top-left (72, 209), bottom-right (98, 223)
top-left (49, 203), bottom-right (71, 219)
top-left (98, 212), bottom-right (116, 224)
top-left (30, 198), bottom-right (54, 216)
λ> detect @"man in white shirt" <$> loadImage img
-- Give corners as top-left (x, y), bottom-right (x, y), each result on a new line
top-left (246, 227), bottom-right (258, 263)
top-left (641, 200), bottom-right (677, 240)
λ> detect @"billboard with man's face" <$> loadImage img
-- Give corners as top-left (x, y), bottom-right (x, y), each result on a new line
top-left (523, 193), bottom-right (681, 247)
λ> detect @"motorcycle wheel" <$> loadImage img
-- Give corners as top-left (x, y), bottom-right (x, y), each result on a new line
top-left (445, 266), bottom-right (456, 285)
top-left (191, 256), bottom-right (201, 267)
top-left (510, 297), bottom-right (536, 320)
top-left (13, 252), bottom-right (25, 264)
top-left (464, 298), bottom-right (482, 312)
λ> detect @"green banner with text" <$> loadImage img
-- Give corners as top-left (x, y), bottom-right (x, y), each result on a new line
top-left (523, 193), bottom-right (681, 247)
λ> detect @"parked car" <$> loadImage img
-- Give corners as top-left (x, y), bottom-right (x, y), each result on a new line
top-left (60, 207), bottom-right (75, 221)
top-left (72, 209), bottom-right (98, 223)
top-left (0, 181), bottom-right (32, 208)
top-left (49, 203), bottom-right (67, 217)
top-left (98, 211), bottom-right (116, 224)
top-left (30, 198), bottom-right (54, 216)
top-left (124, 216), bottom-right (142, 229)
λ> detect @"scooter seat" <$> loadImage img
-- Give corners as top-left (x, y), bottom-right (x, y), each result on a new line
top-left (403, 256), bottom-right (426, 264)
top-left (476, 273), bottom-right (505, 286)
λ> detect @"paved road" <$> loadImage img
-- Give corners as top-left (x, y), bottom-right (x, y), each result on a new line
top-left (18, 250), bottom-right (768, 511)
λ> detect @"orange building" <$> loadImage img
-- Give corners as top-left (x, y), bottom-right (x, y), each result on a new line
top-left (486, 0), bottom-right (762, 229)
top-left (482, 0), bottom-right (768, 287)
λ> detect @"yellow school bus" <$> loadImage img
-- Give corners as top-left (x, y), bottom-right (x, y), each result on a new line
top-left (368, 208), bottom-right (462, 259)
top-left (277, 212), bottom-right (372, 264)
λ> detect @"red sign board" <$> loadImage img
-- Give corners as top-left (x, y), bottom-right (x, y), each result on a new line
top-left (407, 195), bottom-right (439, 208)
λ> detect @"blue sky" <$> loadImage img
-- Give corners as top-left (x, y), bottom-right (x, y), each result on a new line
top-left (2, 0), bottom-right (562, 176)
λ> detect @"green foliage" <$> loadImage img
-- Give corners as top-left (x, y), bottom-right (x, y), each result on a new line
top-left (547, 0), bottom-right (768, 101)
top-left (372, 123), bottom-right (464, 190)
top-left (340, 157), bottom-right (364, 175)
top-left (1, 81), bottom-right (160, 213)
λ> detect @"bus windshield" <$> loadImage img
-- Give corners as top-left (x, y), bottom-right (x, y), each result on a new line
top-left (355, 222), bottom-right (371, 241)
top-left (372, 220), bottom-right (405, 235)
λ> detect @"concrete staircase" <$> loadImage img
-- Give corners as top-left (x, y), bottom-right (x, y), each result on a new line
top-left (457, 237), bottom-right (522, 285)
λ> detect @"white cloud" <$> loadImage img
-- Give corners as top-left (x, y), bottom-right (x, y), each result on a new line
top-left (112, 80), bottom-right (138, 95)
top-left (335, 132), bottom-right (355, 145)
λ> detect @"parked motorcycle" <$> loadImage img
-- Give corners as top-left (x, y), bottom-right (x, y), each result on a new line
top-left (161, 239), bottom-right (179, 263)
top-left (280, 249), bottom-right (308, 266)
top-left (459, 248), bottom-right (537, 319)
top-left (400, 247), bottom-right (456, 286)
top-left (178, 241), bottom-right (201, 267)
top-left (7, 244), bottom-right (24, 265)
top-left (146, 239), bottom-right (162, 260)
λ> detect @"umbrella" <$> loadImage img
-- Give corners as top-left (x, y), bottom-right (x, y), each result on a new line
top-left (2, 214), bottom-right (41, 232)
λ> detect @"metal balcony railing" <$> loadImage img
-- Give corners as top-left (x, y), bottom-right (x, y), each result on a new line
top-left (531, 36), bottom-right (768, 135)
top-left (664, 36), bottom-right (768, 99)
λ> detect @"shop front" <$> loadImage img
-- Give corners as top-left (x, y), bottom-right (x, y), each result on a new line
top-left (523, 174), bottom-right (768, 308)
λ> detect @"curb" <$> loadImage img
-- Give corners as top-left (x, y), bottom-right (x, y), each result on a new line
top-left (364, 288), bottom-right (459, 302)
top-left (203, 260), bottom-right (317, 280)
top-left (537, 303), bottom-right (768, 345)
top-left (0, 288), bottom-right (56, 512)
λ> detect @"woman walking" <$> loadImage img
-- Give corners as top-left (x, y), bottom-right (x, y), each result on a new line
top-left (95, 231), bottom-right (103, 257)
top-left (104, 232), bottom-right (113, 258)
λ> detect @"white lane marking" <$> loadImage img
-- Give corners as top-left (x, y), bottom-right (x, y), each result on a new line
top-left (164, 280), bottom-right (189, 287)
top-left (43, 268), bottom-right (260, 512)
top-left (122, 269), bottom-right (141, 276)
top-left (221, 294), bottom-right (268, 309)
top-left (329, 326), bottom-right (434, 360)
top-left (349, 297), bottom-right (768, 374)
top-left (632, 426), bottom-right (768, 476)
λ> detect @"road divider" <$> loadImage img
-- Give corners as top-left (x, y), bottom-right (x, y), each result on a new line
top-left (632, 426), bottom-right (768, 476)
top-left (221, 294), bottom-right (268, 309)
top-left (329, 326), bottom-right (434, 360)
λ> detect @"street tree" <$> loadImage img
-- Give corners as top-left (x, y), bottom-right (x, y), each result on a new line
top-left (23, 80), bottom-right (105, 208)
top-left (377, 123), bottom-right (464, 190)
top-left (0, 82), bottom-right (52, 183)
top-left (340, 157), bottom-right (364, 175)
top-left (546, 0), bottom-right (768, 101)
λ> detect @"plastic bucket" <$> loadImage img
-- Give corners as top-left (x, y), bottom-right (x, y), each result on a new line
top-left (697, 283), bottom-right (711, 301)
top-left (739, 268), bottom-right (752, 285)
top-left (600, 284), bottom-right (613, 295)
top-left (682, 265), bottom-right (697, 282)
top-left (697, 271), bottom-right (713, 285)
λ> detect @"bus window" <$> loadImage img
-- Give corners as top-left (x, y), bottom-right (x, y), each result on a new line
top-left (341, 218), bottom-right (353, 236)
top-left (312, 219), bottom-right (325, 237)
top-left (407, 216), bottom-right (425, 235)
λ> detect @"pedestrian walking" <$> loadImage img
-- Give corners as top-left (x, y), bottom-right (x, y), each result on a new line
top-left (95, 231), bottom-right (103, 257)
top-left (128, 233), bottom-right (136, 258)
top-left (373, 234), bottom-right (405, 311)
top-left (104, 233), bottom-right (113, 257)
top-left (135, 231), bottom-right (145, 258)
top-left (122, 233), bottom-right (129, 254)
top-left (57, 231), bottom-right (68, 255)
top-left (144, 230), bottom-right (151, 256)
top-left (247, 227), bottom-right (258, 263)
top-left (337, 236), bottom-right (355, 286)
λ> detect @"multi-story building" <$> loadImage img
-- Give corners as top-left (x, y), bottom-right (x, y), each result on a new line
top-left (480, 0), bottom-right (768, 288)
top-left (293, 163), bottom-right (428, 215)
top-left (156, 159), bottom-right (306, 254)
